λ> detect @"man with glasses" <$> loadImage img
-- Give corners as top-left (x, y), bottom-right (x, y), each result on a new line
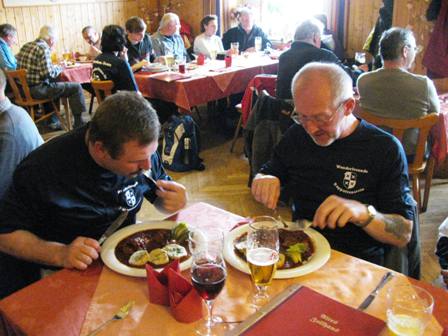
top-left (252, 62), bottom-right (418, 277)
top-left (358, 27), bottom-right (440, 157)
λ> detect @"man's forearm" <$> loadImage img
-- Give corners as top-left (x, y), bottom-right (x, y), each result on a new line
top-left (364, 213), bottom-right (412, 247)
top-left (0, 230), bottom-right (66, 267)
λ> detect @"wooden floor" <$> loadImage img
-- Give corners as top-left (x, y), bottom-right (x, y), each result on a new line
top-left (135, 113), bottom-right (448, 285)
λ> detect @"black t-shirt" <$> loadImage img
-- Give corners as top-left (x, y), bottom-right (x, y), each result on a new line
top-left (92, 52), bottom-right (138, 92)
top-left (125, 34), bottom-right (155, 66)
top-left (222, 25), bottom-right (270, 51)
top-left (0, 124), bottom-right (169, 244)
top-left (260, 120), bottom-right (415, 264)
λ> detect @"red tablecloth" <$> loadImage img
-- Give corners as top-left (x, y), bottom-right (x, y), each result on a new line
top-left (59, 63), bottom-right (92, 84)
top-left (240, 74), bottom-right (277, 127)
top-left (135, 56), bottom-right (278, 112)
top-left (1, 202), bottom-right (447, 336)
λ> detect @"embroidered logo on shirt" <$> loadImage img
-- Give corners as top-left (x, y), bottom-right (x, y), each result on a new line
top-left (333, 164), bottom-right (368, 195)
top-left (116, 181), bottom-right (141, 210)
top-left (343, 172), bottom-right (357, 189)
top-left (124, 189), bottom-right (137, 207)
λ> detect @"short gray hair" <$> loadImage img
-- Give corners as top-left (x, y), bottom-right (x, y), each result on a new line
top-left (294, 18), bottom-right (324, 41)
top-left (238, 7), bottom-right (253, 19)
top-left (38, 25), bottom-right (57, 40)
top-left (159, 12), bottom-right (180, 30)
top-left (379, 27), bottom-right (415, 61)
top-left (292, 62), bottom-right (353, 108)
top-left (0, 24), bottom-right (16, 39)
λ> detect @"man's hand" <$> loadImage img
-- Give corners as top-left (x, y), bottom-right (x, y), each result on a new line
top-left (251, 173), bottom-right (280, 209)
top-left (313, 195), bottom-right (368, 229)
top-left (60, 237), bottom-right (100, 270)
top-left (155, 180), bottom-right (187, 212)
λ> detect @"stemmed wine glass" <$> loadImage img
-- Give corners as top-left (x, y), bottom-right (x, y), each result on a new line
top-left (190, 229), bottom-right (227, 336)
top-left (246, 216), bottom-right (279, 308)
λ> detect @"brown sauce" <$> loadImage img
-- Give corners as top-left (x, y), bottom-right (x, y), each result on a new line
top-left (234, 229), bottom-right (314, 270)
top-left (114, 229), bottom-right (190, 269)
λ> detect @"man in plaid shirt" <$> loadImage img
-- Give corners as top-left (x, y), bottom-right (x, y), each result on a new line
top-left (17, 25), bottom-right (86, 129)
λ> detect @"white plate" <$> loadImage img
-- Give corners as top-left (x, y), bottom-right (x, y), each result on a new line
top-left (101, 220), bottom-right (192, 277)
top-left (223, 223), bottom-right (331, 279)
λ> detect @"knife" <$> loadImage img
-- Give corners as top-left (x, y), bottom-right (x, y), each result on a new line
top-left (358, 271), bottom-right (394, 311)
top-left (98, 209), bottom-right (129, 245)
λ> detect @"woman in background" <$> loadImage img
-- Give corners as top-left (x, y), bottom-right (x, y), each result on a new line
top-left (193, 15), bottom-right (224, 59)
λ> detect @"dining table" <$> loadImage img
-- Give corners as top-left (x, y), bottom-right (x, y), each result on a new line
top-left (1, 202), bottom-right (447, 336)
top-left (432, 93), bottom-right (448, 176)
top-left (59, 63), bottom-right (93, 84)
top-left (134, 54), bottom-right (278, 113)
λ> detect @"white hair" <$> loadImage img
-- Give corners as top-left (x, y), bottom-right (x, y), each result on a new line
top-left (38, 25), bottom-right (57, 40)
top-left (294, 18), bottom-right (324, 42)
top-left (159, 12), bottom-right (180, 30)
top-left (292, 62), bottom-right (353, 108)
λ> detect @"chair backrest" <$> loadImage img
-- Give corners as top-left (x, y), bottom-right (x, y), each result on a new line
top-left (356, 109), bottom-right (439, 170)
top-left (5, 69), bottom-right (34, 104)
top-left (91, 80), bottom-right (114, 104)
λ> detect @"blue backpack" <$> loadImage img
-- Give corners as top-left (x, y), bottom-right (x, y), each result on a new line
top-left (162, 115), bottom-right (205, 172)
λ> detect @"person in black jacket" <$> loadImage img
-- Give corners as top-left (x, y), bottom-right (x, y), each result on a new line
top-left (222, 7), bottom-right (270, 52)
top-left (276, 18), bottom-right (363, 100)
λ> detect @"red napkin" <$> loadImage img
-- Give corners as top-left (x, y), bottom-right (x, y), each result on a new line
top-left (146, 260), bottom-right (203, 323)
top-left (167, 268), bottom-right (204, 323)
top-left (146, 259), bottom-right (180, 306)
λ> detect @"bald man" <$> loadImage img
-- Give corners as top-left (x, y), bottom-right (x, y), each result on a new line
top-left (252, 62), bottom-right (418, 277)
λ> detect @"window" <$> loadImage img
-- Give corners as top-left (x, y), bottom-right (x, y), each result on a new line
top-left (260, 0), bottom-right (327, 41)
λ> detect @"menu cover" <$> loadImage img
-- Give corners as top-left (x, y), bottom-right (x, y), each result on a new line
top-left (150, 72), bottom-right (190, 82)
top-left (232, 285), bottom-right (385, 336)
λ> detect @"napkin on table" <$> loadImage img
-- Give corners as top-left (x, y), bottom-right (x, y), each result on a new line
top-left (146, 259), bottom-right (180, 306)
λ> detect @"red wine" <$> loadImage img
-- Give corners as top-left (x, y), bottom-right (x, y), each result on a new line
top-left (191, 263), bottom-right (226, 300)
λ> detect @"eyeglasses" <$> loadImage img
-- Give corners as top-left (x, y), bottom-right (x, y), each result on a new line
top-left (291, 102), bottom-right (345, 126)
top-left (407, 44), bottom-right (422, 54)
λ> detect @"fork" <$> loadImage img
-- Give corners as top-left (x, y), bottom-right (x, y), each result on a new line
top-left (87, 301), bottom-right (134, 336)
top-left (277, 213), bottom-right (312, 231)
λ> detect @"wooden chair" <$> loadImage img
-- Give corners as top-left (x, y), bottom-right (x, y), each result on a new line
top-left (230, 103), bottom-right (243, 153)
top-left (91, 80), bottom-right (114, 105)
top-left (356, 109), bottom-right (439, 213)
top-left (5, 69), bottom-right (71, 130)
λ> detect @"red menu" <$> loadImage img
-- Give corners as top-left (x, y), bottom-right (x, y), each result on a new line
top-left (238, 286), bottom-right (385, 336)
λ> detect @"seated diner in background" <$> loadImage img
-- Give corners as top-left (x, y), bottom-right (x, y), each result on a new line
top-left (357, 27), bottom-right (440, 157)
top-left (222, 6), bottom-right (270, 53)
top-left (151, 12), bottom-right (188, 62)
top-left (125, 16), bottom-right (155, 71)
top-left (252, 62), bottom-right (418, 278)
top-left (0, 23), bottom-right (17, 70)
top-left (17, 25), bottom-right (87, 129)
top-left (81, 25), bottom-right (101, 60)
top-left (314, 13), bottom-right (345, 61)
top-left (193, 15), bottom-right (224, 59)
top-left (92, 25), bottom-right (138, 92)
top-left (0, 92), bottom-right (187, 299)
top-left (436, 217), bottom-right (448, 287)
top-left (276, 18), bottom-right (363, 100)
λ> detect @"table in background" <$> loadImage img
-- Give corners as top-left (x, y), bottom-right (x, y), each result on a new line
top-left (135, 55), bottom-right (278, 113)
top-left (59, 63), bottom-right (92, 84)
top-left (432, 93), bottom-right (448, 177)
top-left (1, 202), bottom-right (447, 336)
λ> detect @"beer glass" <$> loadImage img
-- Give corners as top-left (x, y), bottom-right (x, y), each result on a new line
top-left (246, 216), bottom-right (279, 307)
top-left (254, 36), bottom-right (262, 52)
top-left (230, 42), bottom-right (239, 55)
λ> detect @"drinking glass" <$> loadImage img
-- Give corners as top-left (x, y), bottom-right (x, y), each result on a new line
top-left (246, 216), bottom-right (279, 307)
top-left (230, 42), bottom-right (239, 55)
top-left (190, 229), bottom-right (226, 336)
top-left (355, 51), bottom-right (366, 65)
top-left (386, 284), bottom-right (434, 336)
top-left (254, 36), bottom-right (262, 52)
top-left (209, 49), bottom-right (217, 61)
top-left (164, 54), bottom-right (175, 70)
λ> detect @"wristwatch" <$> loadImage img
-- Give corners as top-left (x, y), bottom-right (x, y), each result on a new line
top-left (355, 205), bottom-right (377, 228)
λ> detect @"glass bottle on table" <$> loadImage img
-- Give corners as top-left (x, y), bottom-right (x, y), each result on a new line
top-left (190, 228), bottom-right (227, 336)
top-left (246, 216), bottom-right (279, 308)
